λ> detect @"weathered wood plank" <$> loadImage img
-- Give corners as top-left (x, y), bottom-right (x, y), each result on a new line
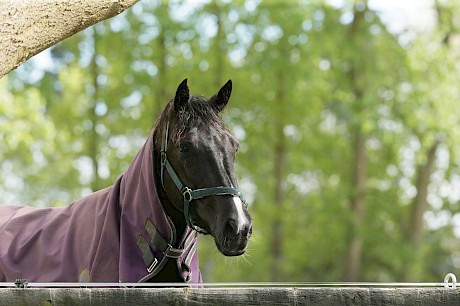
top-left (0, 287), bottom-right (459, 306)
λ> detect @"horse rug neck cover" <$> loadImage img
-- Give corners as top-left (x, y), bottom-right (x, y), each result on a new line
top-left (0, 134), bottom-right (201, 283)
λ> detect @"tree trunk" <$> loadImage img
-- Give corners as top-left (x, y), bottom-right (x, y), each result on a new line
top-left (343, 128), bottom-right (367, 281)
top-left (213, 4), bottom-right (225, 88)
top-left (0, 0), bottom-right (139, 78)
top-left (89, 27), bottom-right (101, 192)
top-left (343, 2), bottom-right (368, 281)
top-left (271, 62), bottom-right (288, 282)
top-left (409, 142), bottom-right (439, 245)
top-left (153, 2), bottom-right (168, 119)
top-left (404, 141), bottom-right (439, 281)
top-left (401, 0), bottom-right (446, 283)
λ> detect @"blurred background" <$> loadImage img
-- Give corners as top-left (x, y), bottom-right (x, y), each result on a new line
top-left (1, 0), bottom-right (460, 283)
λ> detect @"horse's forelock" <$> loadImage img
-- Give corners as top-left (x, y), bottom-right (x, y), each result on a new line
top-left (153, 96), bottom-right (227, 145)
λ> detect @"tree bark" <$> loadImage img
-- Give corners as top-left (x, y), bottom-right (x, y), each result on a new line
top-left (89, 27), bottom-right (101, 192)
top-left (271, 59), bottom-right (288, 282)
top-left (0, 0), bottom-right (139, 78)
top-left (153, 2), bottom-right (168, 119)
top-left (408, 142), bottom-right (439, 246)
top-left (343, 128), bottom-right (367, 281)
top-left (343, 1), bottom-right (368, 282)
top-left (404, 141), bottom-right (439, 281)
top-left (212, 3), bottom-right (225, 88)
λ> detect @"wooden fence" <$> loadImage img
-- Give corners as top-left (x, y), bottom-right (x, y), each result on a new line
top-left (1, 287), bottom-right (459, 306)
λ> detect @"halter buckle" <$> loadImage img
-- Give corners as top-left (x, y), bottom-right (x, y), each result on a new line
top-left (160, 150), bottom-right (167, 166)
top-left (183, 187), bottom-right (193, 202)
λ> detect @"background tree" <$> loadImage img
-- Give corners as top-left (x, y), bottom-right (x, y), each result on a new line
top-left (2, 0), bottom-right (460, 283)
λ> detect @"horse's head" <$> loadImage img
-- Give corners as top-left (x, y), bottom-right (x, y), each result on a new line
top-left (155, 79), bottom-right (252, 256)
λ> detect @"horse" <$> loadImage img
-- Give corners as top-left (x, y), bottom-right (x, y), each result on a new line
top-left (0, 79), bottom-right (252, 283)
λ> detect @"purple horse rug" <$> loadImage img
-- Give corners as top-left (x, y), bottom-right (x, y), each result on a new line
top-left (0, 134), bottom-right (201, 283)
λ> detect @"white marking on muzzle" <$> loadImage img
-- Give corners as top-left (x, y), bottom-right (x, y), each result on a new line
top-left (233, 196), bottom-right (248, 234)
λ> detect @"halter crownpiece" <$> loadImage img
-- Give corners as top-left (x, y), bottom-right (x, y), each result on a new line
top-left (159, 121), bottom-right (248, 234)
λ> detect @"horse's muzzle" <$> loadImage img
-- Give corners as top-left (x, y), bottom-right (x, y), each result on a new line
top-left (216, 220), bottom-right (252, 256)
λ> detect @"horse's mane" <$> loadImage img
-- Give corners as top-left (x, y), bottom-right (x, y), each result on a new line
top-left (153, 95), bottom-right (228, 145)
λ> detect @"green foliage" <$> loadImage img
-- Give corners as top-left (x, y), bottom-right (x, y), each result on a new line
top-left (2, 0), bottom-right (460, 283)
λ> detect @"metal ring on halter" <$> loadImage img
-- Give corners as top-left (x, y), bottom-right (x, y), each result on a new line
top-left (182, 187), bottom-right (193, 202)
top-left (444, 273), bottom-right (457, 289)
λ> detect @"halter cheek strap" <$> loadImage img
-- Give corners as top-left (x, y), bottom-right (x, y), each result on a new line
top-left (160, 121), bottom-right (169, 190)
top-left (159, 122), bottom-right (248, 234)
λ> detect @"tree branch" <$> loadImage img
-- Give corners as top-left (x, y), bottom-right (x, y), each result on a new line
top-left (0, 0), bottom-right (139, 78)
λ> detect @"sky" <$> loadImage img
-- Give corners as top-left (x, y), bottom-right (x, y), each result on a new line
top-left (30, 0), bottom-right (437, 70)
top-left (326, 0), bottom-right (437, 34)
top-left (29, 0), bottom-right (436, 75)
top-left (369, 0), bottom-right (436, 36)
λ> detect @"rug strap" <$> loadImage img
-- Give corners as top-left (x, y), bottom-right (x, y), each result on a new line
top-left (136, 234), bottom-right (158, 273)
top-left (145, 219), bottom-right (184, 259)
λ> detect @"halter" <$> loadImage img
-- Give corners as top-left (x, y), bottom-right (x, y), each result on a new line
top-left (159, 121), bottom-right (248, 234)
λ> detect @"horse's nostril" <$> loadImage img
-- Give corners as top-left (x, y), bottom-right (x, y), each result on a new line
top-left (225, 219), bottom-right (252, 237)
top-left (225, 219), bottom-right (239, 235)
top-left (240, 223), bottom-right (252, 237)
top-left (247, 224), bottom-right (253, 236)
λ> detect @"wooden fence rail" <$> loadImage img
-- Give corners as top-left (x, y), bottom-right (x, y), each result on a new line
top-left (0, 287), bottom-right (459, 306)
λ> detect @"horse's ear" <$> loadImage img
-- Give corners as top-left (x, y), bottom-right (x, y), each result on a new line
top-left (174, 79), bottom-right (190, 112)
top-left (210, 80), bottom-right (232, 113)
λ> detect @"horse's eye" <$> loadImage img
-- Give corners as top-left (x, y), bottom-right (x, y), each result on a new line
top-left (179, 143), bottom-right (190, 153)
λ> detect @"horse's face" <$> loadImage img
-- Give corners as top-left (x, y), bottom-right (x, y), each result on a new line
top-left (162, 79), bottom-right (252, 256)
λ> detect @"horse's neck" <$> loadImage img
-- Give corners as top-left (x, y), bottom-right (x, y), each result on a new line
top-left (152, 147), bottom-right (187, 244)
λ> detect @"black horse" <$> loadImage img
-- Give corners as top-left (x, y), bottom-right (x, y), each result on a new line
top-left (0, 79), bottom-right (252, 283)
